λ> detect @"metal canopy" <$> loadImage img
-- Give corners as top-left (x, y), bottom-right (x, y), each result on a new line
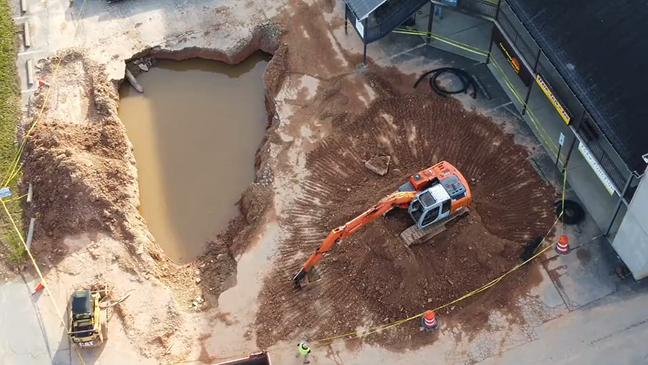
top-left (344, 0), bottom-right (388, 20)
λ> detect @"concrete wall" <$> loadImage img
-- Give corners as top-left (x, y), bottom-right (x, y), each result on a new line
top-left (613, 175), bottom-right (648, 280)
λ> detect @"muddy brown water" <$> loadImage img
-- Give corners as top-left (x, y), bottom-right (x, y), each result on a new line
top-left (118, 54), bottom-right (269, 263)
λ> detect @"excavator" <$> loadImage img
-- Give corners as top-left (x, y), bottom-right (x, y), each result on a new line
top-left (293, 161), bottom-right (471, 288)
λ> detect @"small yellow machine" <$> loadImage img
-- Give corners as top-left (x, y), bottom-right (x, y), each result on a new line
top-left (68, 288), bottom-right (108, 348)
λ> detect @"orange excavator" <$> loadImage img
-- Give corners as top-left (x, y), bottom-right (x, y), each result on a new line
top-left (293, 161), bottom-right (471, 287)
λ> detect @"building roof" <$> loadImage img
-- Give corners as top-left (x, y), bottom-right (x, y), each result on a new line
top-left (507, 0), bottom-right (648, 174)
top-left (344, 0), bottom-right (388, 20)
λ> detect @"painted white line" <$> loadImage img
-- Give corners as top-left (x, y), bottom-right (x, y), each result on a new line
top-left (18, 49), bottom-right (47, 57)
top-left (386, 43), bottom-right (426, 60)
top-left (25, 59), bottom-right (34, 86)
top-left (23, 21), bottom-right (31, 48)
top-left (483, 101), bottom-right (513, 114)
top-left (13, 10), bottom-right (47, 21)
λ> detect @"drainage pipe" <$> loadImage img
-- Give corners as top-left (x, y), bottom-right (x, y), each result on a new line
top-left (125, 69), bottom-right (143, 93)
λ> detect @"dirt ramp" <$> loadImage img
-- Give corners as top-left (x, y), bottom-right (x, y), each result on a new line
top-left (256, 72), bottom-right (556, 348)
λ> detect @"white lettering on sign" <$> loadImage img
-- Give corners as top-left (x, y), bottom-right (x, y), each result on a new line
top-left (536, 74), bottom-right (571, 125)
top-left (355, 18), bottom-right (364, 38)
top-left (559, 132), bottom-right (565, 146)
top-left (577, 141), bottom-right (618, 196)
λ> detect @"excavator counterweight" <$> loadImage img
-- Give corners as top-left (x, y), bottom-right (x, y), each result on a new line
top-left (292, 161), bottom-right (471, 288)
top-left (400, 207), bottom-right (469, 246)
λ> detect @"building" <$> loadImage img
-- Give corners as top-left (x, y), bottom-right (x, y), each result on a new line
top-left (344, 0), bottom-right (648, 278)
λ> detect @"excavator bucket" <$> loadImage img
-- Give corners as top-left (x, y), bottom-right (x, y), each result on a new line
top-left (401, 207), bottom-right (469, 246)
top-left (293, 267), bottom-right (322, 288)
top-left (304, 268), bottom-right (321, 285)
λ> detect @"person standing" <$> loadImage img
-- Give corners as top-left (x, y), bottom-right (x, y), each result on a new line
top-left (295, 341), bottom-right (311, 364)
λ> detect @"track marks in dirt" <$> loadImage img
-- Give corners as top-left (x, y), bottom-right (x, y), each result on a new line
top-left (256, 69), bottom-right (556, 349)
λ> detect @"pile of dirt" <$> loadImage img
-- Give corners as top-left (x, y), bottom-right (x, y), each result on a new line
top-left (19, 50), bottom-right (264, 359)
top-left (255, 65), bottom-right (557, 348)
top-left (195, 184), bottom-right (274, 301)
top-left (22, 51), bottom-right (151, 257)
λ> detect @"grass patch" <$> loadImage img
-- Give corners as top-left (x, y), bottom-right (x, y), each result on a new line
top-left (0, 0), bottom-right (25, 263)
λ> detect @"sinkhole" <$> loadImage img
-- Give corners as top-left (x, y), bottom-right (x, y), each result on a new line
top-left (118, 53), bottom-right (270, 263)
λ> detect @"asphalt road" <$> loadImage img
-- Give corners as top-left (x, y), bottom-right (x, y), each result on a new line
top-left (0, 276), bottom-right (72, 365)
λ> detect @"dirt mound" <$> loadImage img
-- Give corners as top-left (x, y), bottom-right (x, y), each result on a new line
top-left (22, 52), bottom-right (148, 253)
top-left (255, 67), bottom-right (556, 348)
top-left (196, 184), bottom-right (274, 300)
top-left (20, 50), bottom-right (258, 360)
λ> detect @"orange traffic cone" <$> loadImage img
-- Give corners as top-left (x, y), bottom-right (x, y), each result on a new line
top-left (32, 282), bottom-right (44, 295)
top-left (555, 235), bottom-right (570, 255)
top-left (421, 310), bottom-right (439, 332)
top-left (38, 80), bottom-right (50, 87)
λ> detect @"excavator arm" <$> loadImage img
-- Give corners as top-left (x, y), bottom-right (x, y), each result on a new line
top-left (292, 191), bottom-right (418, 287)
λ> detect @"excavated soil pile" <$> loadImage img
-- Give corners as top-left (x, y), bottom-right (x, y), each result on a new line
top-left (19, 49), bottom-right (283, 359)
top-left (22, 52), bottom-right (144, 249)
top-left (196, 184), bottom-right (273, 297)
top-left (23, 49), bottom-right (276, 303)
top-left (256, 68), bottom-right (557, 348)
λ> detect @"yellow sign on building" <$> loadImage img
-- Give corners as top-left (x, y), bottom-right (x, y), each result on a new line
top-left (536, 74), bottom-right (571, 125)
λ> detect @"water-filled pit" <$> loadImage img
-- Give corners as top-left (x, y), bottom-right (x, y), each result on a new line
top-left (118, 54), bottom-right (269, 263)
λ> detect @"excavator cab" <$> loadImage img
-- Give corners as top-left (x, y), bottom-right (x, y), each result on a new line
top-left (407, 174), bottom-right (468, 229)
top-left (408, 185), bottom-right (452, 229)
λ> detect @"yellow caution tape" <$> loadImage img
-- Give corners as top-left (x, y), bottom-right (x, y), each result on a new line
top-left (488, 58), bottom-right (560, 156)
top-left (392, 28), bottom-right (564, 160)
top-left (3, 16), bottom-right (571, 364)
top-left (313, 164), bottom-right (568, 344)
top-left (2, 0), bottom-right (89, 187)
top-left (393, 29), bottom-right (489, 56)
top-left (0, 198), bottom-right (89, 365)
top-left (164, 27), bottom-right (579, 365)
top-left (174, 204), bottom-right (565, 365)
top-left (0, 1), bottom-right (90, 364)
top-left (172, 181), bottom-right (567, 363)
top-left (312, 216), bottom-right (562, 345)
top-left (314, 167), bottom-right (569, 345)
top-left (1, 193), bottom-right (27, 203)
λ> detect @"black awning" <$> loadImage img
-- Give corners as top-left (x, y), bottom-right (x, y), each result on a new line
top-left (344, 0), bottom-right (389, 20)
top-left (507, 0), bottom-right (648, 174)
top-left (347, 0), bottom-right (430, 44)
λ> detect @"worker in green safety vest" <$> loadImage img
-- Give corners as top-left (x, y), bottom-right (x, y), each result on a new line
top-left (295, 341), bottom-right (311, 364)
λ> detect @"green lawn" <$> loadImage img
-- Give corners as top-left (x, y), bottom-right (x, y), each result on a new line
top-left (0, 0), bottom-right (24, 262)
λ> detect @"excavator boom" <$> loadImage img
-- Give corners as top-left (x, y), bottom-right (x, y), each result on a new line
top-left (292, 161), bottom-right (471, 288)
top-left (292, 191), bottom-right (417, 287)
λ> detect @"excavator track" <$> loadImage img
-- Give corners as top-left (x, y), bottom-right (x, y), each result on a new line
top-left (401, 207), bottom-right (469, 246)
